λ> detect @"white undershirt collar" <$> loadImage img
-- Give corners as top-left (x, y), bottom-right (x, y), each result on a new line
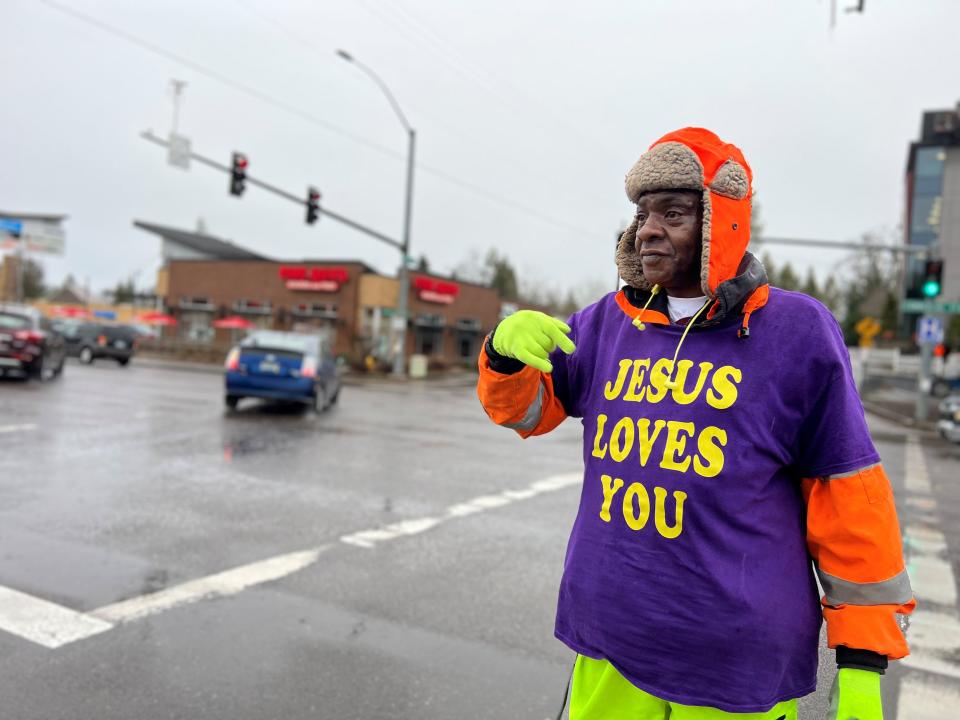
top-left (666, 294), bottom-right (708, 324)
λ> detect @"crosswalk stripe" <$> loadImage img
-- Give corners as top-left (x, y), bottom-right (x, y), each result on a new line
top-left (0, 586), bottom-right (112, 649)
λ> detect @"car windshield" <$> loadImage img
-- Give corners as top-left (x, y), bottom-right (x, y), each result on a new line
top-left (241, 332), bottom-right (317, 354)
top-left (0, 313), bottom-right (30, 330)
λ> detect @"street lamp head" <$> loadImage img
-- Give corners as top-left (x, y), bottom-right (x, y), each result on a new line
top-left (336, 49), bottom-right (354, 62)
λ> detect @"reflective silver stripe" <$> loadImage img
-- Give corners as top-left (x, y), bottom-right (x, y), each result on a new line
top-left (818, 567), bottom-right (913, 606)
top-left (503, 383), bottom-right (545, 432)
top-left (825, 463), bottom-right (880, 480)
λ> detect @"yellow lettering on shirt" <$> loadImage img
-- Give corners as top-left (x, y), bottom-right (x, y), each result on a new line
top-left (622, 482), bottom-right (651, 530)
top-left (604, 359), bottom-right (633, 400)
top-left (592, 414), bottom-right (609, 459)
top-left (623, 359), bottom-right (651, 402)
top-left (654, 487), bottom-right (687, 540)
top-left (694, 426), bottom-right (727, 478)
top-left (706, 365), bottom-right (742, 410)
top-left (599, 474), bottom-right (624, 522)
top-left (636, 418), bottom-right (667, 467)
top-left (660, 421), bottom-right (695, 473)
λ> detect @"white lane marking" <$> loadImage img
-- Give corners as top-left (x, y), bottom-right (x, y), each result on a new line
top-left (0, 586), bottom-right (113, 649)
top-left (0, 472), bottom-right (581, 648)
top-left (898, 672), bottom-right (960, 717)
top-left (907, 556), bottom-right (958, 606)
top-left (0, 423), bottom-right (38, 435)
top-left (899, 434), bottom-right (960, 716)
top-left (904, 525), bottom-right (948, 557)
top-left (340, 472), bottom-right (582, 549)
top-left (92, 547), bottom-right (326, 624)
top-left (905, 436), bottom-right (932, 494)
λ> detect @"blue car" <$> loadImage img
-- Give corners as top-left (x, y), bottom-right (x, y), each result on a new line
top-left (224, 331), bottom-right (341, 412)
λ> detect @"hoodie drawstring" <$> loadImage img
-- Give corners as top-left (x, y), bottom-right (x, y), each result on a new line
top-left (663, 299), bottom-right (712, 390)
top-left (631, 284), bottom-right (661, 330)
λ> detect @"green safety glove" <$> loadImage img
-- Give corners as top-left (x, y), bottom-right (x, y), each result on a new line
top-left (826, 668), bottom-right (883, 720)
top-left (491, 310), bottom-right (576, 373)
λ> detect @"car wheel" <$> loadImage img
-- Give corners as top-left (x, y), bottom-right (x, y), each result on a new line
top-left (117, 357), bottom-right (130, 366)
top-left (932, 379), bottom-right (951, 398)
top-left (79, 347), bottom-right (94, 364)
top-left (225, 395), bottom-right (240, 410)
top-left (31, 355), bottom-right (46, 382)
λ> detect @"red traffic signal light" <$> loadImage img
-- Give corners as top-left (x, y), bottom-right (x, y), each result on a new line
top-left (306, 187), bottom-right (321, 225)
top-left (230, 152), bottom-right (248, 196)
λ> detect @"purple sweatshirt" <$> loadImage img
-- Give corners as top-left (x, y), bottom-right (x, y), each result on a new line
top-left (548, 288), bottom-right (879, 712)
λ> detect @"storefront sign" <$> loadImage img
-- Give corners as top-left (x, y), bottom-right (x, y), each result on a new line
top-left (286, 279), bottom-right (339, 292)
top-left (414, 277), bottom-right (459, 305)
top-left (280, 266), bottom-right (348, 292)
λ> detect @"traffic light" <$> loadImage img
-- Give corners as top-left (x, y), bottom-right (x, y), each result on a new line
top-left (230, 152), bottom-right (248, 196)
top-left (306, 187), bottom-right (321, 225)
top-left (922, 259), bottom-right (944, 298)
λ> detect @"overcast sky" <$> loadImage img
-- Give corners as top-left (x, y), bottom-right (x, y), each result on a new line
top-left (3, 0), bottom-right (959, 300)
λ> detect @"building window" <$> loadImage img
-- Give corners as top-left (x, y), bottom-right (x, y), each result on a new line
top-left (179, 296), bottom-right (215, 311)
top-left (291, 302), bottom-right (338, 319)
top-left (234, 299), bottom-right (272, 315)
top-left (180, 310), bottom-right (214, 344)
top-left (415, 328), bottom-right (443, 356)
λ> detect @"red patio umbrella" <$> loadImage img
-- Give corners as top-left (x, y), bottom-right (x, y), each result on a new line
top-left (136, 312), bottom-right (178, 326)
top-left (212, 315), bottom-right (256, 330)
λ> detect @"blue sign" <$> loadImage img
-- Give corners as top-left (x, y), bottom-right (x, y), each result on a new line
top-left (918, 315), bottom-right (944, 345)
top-left (0, 218), bottom-right (22, 237)
top-left (93, 310), bottom-right (117, 320)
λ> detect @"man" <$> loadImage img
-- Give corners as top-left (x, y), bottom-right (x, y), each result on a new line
top-left (477, 128), bottom-right (914, 719)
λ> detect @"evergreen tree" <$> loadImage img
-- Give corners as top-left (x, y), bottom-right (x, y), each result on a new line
top-left (777, 262), bottom-right (800, 292)
top-left (22, 258), bottom-right (45, 299)
top-left (820, 275), bottom-right (842, 315)
top-left (485, 249), bottom-right (519, 301)
top-left (760, 251), bottom-right (777, 286)
top-left (800, 268), bottom-right (821, 300)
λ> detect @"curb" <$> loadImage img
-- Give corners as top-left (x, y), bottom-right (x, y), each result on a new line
top-left (134, 356), bottom-right (224, 375)
top-left (862, 400), bottom-right (937, 432)
top-left (131, 356), bottom-right (477, 388)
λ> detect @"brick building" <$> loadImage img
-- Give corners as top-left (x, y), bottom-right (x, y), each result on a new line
top-left (137, 221), bottom-right (501, 365)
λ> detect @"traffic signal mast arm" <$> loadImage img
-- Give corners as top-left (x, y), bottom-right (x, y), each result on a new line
top-left (140, 130), bottom-right (402, 251)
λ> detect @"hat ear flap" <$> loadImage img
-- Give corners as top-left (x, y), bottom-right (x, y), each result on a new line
top-left (616, 218), bottom-right (650, 290)
top-left (700, 189), bottom-right (713, 298)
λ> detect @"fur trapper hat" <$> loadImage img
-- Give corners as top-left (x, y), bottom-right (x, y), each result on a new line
top-left (616, 127), bottom-right (753, 299)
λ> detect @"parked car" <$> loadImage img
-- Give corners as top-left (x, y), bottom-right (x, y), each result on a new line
top-left (0, 303), bottom-right (66, 380)
top-left (224, 331), bottom-right (340, 412)
top-left (938, 395), bottom-right (960, 444)
top-left (58, 322), bottom-right (138, 365)
top-left (932, 376), bottom-right (960, 398)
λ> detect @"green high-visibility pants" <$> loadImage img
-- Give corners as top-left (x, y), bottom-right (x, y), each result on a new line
top-left (570, 655), bottom-right (798, 720)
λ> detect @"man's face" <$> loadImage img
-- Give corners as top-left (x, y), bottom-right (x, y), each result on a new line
top-left (634, 190), bottom-right (703, 297)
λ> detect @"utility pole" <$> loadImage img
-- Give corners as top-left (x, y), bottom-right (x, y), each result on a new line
top-left (337, 49), bottom-right (416, 377)
top-left (170, 79), bottom-right (187, 135)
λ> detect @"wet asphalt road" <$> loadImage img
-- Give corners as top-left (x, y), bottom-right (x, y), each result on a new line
top-left (0, 359), bottom-right (957, 719)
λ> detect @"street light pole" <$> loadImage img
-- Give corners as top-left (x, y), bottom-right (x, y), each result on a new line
top-left (337, 49), bottom-right (415, 377)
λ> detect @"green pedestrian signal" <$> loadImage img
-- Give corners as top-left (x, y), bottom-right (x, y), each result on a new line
top-left (921, 259), bottom-right (943, 298)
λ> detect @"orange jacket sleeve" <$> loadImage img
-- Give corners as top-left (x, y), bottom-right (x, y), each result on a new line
top-left (802, 464), bottom-right (915, 659)
top-left (476, 342), bottom-right (569, 438)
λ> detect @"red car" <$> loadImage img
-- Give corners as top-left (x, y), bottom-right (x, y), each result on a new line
top-left (0, 304), bottom-right (66, 380)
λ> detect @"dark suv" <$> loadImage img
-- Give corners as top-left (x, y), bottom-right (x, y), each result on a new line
top-left (60, 322), bottom-right (138, 365)
top-left (0, 304), bottom-right (66, 380)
